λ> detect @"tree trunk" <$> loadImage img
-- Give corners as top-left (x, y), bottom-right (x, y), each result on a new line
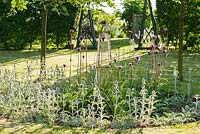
top-left (138, 0), bottom-right (147, 48)
top-left (40, 9), bottom-right (47, 76)
top-left (76, 10), bottom-right (84, 48)
top-left (178, 0), bottom-right (184, 81)
top-left (29, 32), bottom-right (33, 50)
top-left (56, 33), bottom-right (59, 49)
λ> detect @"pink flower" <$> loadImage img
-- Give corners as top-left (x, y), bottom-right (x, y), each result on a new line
top-left (162, 46), bottom-right (168, 50)
top-left (79, 35), bottom-right (84, 41)
top-left (128, 62), bottom-right (133, 67)
top-left (70, 29), bottom-right (74, 33)
top-left (117, 65), bottom-right (123, 70)
top-left (76, 47), bottom-right (81, 51)
top-left (162, 50), bottom-right (168, 53)
top-left (154, 45), bottom-right (159, 49)
top-left (63, 64), bottom-right (67, 68)
top-left (135, 56), bottom-right (141, 62)
top-left (152, 35), bottom-right (157, 40)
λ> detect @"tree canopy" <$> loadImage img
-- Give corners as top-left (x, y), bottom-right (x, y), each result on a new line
top-left (121, 0), bottom-right (143, 32)
top-left (157, 0), bottom-right (200, 49)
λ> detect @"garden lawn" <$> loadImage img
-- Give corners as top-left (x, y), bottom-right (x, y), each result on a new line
top-left (0, 119), bottom-right (199, 134)
top-left (0, 39), bottom-right (200, 133)
top-left (0, 39), bottom-right (200, 95)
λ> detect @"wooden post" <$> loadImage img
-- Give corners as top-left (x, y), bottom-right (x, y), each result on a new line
top-left (178, 0), bottom-right (185, 81)
top-left (40, 8), bottom-right (47, 78)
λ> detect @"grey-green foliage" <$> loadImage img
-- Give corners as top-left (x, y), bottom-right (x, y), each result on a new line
top-left (0, 61), bottom-right (159, 128)
top-left (0, 51), bottom-right (198, 128)
top-left (112, 78), bottom-right (157, 128)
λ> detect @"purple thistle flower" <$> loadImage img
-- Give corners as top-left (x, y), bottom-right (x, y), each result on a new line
top-left (154, 45), bottom-right (159, 49)
top-left (117, 65), bottom-right (123, 70)
top-left (162, 46), bottom-right (168, 50)
top-left (128, 62), bottom-right (133, 67)
top-left (76, 47), bottom-right (81, 51)
top-left (152, 35), bottom-right (157, 40)
top-left (135, 56), bottom-right (141, 62)
top-left (63, 64), bottom-right (67, 68)
top-left (79, 35), bottom-right (84, 41)
top-left (70, 29), bottom-right (74, 33)
top-left (162, 50), bottom-right (168, 53)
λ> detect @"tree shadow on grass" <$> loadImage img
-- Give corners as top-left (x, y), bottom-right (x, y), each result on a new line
top-left (0, 49), bottom-right (74, 65)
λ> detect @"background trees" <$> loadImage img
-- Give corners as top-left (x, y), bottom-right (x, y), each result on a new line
top-left (0, 0), bottom-right (114, 50)
top-left (156, 0), bottom-right (200, 49)
top-left (0, 1), bottom-right (78, 50)
top-left (121, 0), bottom-right (143, 32)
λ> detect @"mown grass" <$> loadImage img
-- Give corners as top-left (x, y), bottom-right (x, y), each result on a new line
top-left (0, 38), bottom-right (200, 95)
top-left (0, 119), bottom-right (199, 134)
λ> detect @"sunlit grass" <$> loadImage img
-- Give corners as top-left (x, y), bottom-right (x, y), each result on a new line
top-left (0, 118), bottom-right (199, 134)
top-left (0, 39), bottom-right (200, 95)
